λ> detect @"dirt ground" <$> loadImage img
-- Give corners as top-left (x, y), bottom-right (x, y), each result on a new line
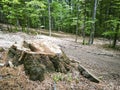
top-left (0, 31), bottom-right (120, 90)
top-left (59, 37), bottom-right (120, 88)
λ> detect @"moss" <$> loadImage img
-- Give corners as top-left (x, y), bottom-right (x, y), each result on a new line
top-left (23, 55), bottom-right (45, 81)
top-left (38, 55), bottom-right (55, 72)
top-left (29, 64), bottom-right (45, 81)
top-left (0, 47), bottom-right (4, 52)
top-left (50, 55), bottom-right (67, 73)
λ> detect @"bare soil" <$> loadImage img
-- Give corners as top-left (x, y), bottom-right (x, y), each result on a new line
top-left (0, 31), bottom-right (120, 90)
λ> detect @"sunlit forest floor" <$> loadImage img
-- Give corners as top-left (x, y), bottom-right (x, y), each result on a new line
top-left (0, 26), bottom-right (120, 89)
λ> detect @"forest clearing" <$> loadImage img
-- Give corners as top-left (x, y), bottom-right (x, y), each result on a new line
top-left (0, 0), bottom-right (120, 90)
top-left (0, 30), bottom-right (120, 90)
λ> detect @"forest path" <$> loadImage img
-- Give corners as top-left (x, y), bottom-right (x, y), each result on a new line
top-left (59, 38), bottom-right (120, 86)
top-left (0, 32), bottom-right (120, 88)
top-left (48, 36), bottom-right (120, 87)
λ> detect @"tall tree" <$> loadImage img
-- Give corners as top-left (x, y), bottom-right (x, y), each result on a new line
top-left (48, 0), bottom-right (52, 36)
top-left (89, 0), bottom-right (98, 45)
top-left (81, 0), bottom-right (86, 44)
top-left (75, 0), bottom-right (80, 42)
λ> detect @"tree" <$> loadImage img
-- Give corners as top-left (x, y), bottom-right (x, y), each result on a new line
top-left (74, 0), bottom-right (82, 43)
top-left (101, 0), bottom-right (120, 47)
top-left (81, 0), bottom-right (86, 44)
top-left (0, 0), bottom-right (120, 48)
top-left (48, 0), bottom-right (52, 36)
top-left (89, 0), bottom-right (98, 45)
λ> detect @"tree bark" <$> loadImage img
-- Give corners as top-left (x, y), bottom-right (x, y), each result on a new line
top-left (82, 0), bottom-right (86, 45)
top-left (6, 40), bottom-right (72, 81)
top-left (75, 0), bottom-right (80, 42)
top-left (75, 6), bottom-right (80, 42)
top-left (48, 0), bottom-right (52, 36)
top-left (89, 0), bottom-right (98, 45)
top-left (113, 22), bottom-right (119, 48)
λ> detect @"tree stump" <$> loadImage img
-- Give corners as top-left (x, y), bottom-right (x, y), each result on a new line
top-left (6, 40), bottom-right (71, 81)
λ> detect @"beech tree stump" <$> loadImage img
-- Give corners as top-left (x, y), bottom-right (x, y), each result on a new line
top-left (6, 40), bottom-right (71, 81)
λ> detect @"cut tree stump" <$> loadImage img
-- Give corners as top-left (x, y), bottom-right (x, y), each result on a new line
top-left (6, 40), bottom-right (71, 81)
top-left (4, 40), bottom-right (100, 83)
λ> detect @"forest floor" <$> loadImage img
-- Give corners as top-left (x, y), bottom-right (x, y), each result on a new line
top-left (0, 31), bottom-right (120, 90)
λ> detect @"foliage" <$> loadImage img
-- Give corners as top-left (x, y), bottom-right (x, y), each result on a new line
top-left (52, 73), bottom-right (63, 83)
top-left (0, 0), bottom-right (120, 46)
top-left (102, 31), bottom-right (115, 37)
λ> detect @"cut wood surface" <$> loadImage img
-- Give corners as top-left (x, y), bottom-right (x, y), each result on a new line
top-left (6, 40), bottom-right (72, 81)
top-left (3, 40), bottom-right (100, 83)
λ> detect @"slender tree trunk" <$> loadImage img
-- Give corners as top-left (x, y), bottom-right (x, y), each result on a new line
top-left (44, 17), bottom-right (46, 29)
top-left (0, 7), bottom-right (3, 23)
top-left (75, 16), bottom-right (79, 42)
top-left (51, 17), bottom-right (54, 30)
top-left (54, 18), bottom-right (56, 31)
top-left (82, 0), bottom-right (86, 45)
top-left (42, 16), bottom-right (46, 29)
top-left (113, 22), bottom-right (119, 48)
top-left (48, 0), bottom-right (51, 36)
top-left (27, 18), bottom-right (30, 33)
top-left (75, 9), bottom-right (79, 42)
top-left (82, 17), bottom-right (86, 45)
top-left (60, 5), bottom-right (62, 32)
top-left (75, 1), bottom-right (80, 42)
top-left (89, 0), bottom-right (98, 45)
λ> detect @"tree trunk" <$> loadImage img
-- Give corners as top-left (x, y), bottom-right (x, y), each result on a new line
top-left (75, 1), bottom-right (80, 42)
top-left (48, 0), bottom-right (52, 36)
top-left (75, 6), bottom-right (79, 42)
top-left (113, 22), bottom-right (119, 48)
top-left (82, 0), bottom-right (86, 45)
top-left (89, 0), bottom-right (98, 45)
top-left (6, 40), bottom-right (72, 81)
